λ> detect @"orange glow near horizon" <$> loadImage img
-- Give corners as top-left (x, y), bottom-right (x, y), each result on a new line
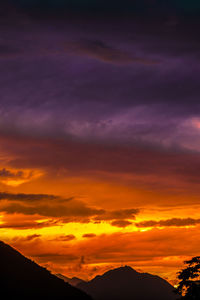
top-left (0, 136), bottom-right (200, 285)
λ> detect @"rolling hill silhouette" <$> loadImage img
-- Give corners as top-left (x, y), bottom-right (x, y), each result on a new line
top-left (0, 241), bottom-right (91, 300)
top-left (77, 266), bottom-right (177, 300)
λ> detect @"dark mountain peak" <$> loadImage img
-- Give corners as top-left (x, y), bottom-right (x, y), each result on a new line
top-left (0, 240), bottom-right (91, 300)
top-left (98, 265), bottom-right (138, 279)
top-left (111, 265), bottom-right (135, 272)
top-left (111, 265), bottom-right (137, 273)
top-left (77, 265), bottom-right (176, 300)
top-left (88, 265), bottom-right (140, 285)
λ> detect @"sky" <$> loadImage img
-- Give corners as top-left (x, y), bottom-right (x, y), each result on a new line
top-left (1, 0), bottom-right (200, 285)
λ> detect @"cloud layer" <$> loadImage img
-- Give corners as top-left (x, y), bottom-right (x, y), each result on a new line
top-left (0, 10), bottom-right (200, 284)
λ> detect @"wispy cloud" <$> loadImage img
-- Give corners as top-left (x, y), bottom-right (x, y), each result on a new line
top-left (64, 39), bottom-right (158, 65)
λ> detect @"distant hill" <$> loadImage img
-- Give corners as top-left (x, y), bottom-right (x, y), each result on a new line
top-left (56, 273), bottom-right (85, 287)
top-left (0, 241), bottom-right (91, 300)
top-left (77, 266), bottom-right (177, 300)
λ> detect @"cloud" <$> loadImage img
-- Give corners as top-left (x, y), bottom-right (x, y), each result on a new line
top-left (0, 9), bottom-right (199, 286)
top-left (0, 193), bottom-right (140, 227)
top-left (135, 218), bottom-right (200, 228)
top-left (0, 220), bottom-right (57, 230)
top-left (94, 208), bottom-right (139, 228)
top-left (26, 234), bottom-right (41, 240)
top-left (53, 234), bottom-right (76, 242)
top-left (94, 208), bottom-right (140, 221)
top-left (0, 168), bottom-right (23, 178)
top-left (0, 168), bottom-right (43, 186)
top-left (64, 39), bottom-right (158, 65)
top-left (0, 192), bottom-right (65, 202)
top-left (0, 212), bottom-right (59, 229)
top-left (0, 19), bottom-right (200, 158)
top-left (12, 234), bottom-right (41, 242)
top-left (0, 199), bottom-right (139, 228)
top-left (0, 191), bottom-right (105, 221)
top-left (1, 133), bottom-right (200, 201)
top-left (111, 220), bottom-right (133, 228)
top-left (0, 202), bottom-right (104, 219)
top-left (0, 192), bottom-right (141, 227)
top-left (7, 226), bottom-right (200, 282)
top-left (32, 253), bottom-right (79, 263)
top-left (82, 233), bottom-right (96, 238)
top-left (0, 194), bottom-right (139, 229)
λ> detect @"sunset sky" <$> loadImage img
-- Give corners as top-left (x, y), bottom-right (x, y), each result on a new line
top-left (1, 0), bottom-right (200, 285)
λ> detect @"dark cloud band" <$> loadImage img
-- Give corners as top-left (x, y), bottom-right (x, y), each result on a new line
top-left (0, 192), bottom-right (63, 202)
top-left (136, 218), bottom-right (200, 228)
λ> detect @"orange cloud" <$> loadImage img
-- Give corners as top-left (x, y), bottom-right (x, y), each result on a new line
top-left (0, 167), bottom-right (43, 186)
top-left (0, 133), bottom-right (200, 284)
top-left (4, 226), bottom-right (200, 282)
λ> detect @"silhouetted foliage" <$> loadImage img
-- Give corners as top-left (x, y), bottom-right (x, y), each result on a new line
top-left (0, 241), bottom-right (92, 300)
top-left (176, 256), bottom-right (200, 300)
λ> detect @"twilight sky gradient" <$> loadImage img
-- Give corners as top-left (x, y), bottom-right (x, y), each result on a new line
top-left (1, 0), bottom-right (200, 285)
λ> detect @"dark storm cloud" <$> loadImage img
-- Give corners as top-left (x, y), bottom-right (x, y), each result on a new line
top-left (0, 14), bottom-right (200, 151)
top-left (0, 20), bottom-right (199, 154)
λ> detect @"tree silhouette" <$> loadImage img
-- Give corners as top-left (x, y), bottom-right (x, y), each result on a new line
top-left (176, 256), bottom-right (200, 299)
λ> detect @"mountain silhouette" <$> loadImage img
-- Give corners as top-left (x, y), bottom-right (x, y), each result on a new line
top-left (0, 241), bottom-right (91, 300)
top-left (77, 266), bottom-right (177, 300)
top-left (56, 273), bottom-right (85, 286)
